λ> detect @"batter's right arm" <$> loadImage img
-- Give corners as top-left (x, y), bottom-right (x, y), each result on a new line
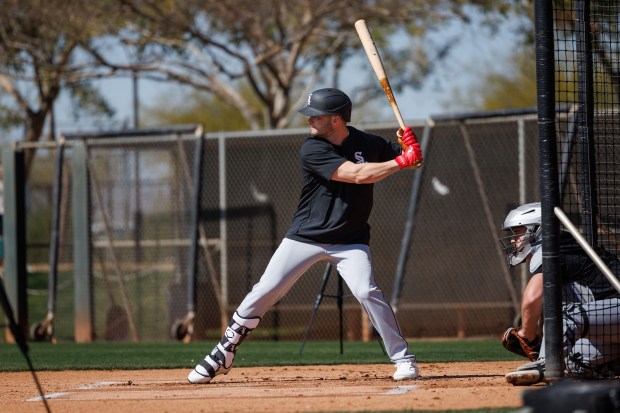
top-left (332, 143), bottom-right (422, 184)
top-left (331, 160), bottom-right (401, 184)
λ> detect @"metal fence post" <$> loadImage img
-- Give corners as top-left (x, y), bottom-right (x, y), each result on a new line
top-left (71, 140), bottom-right (94, 342)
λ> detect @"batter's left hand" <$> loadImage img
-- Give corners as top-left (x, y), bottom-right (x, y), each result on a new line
top-left (397, 126), bottom-right (418, 148)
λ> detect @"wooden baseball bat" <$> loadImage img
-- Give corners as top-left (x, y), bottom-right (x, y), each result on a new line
top-left (354, 19), bottom-right (406, 134)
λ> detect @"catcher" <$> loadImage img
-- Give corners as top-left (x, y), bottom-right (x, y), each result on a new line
top-left (499, 202), bottom-right (620, 385)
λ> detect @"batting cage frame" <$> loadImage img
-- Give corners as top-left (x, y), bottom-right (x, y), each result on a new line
top-left (4, 112), bottom-right (547, 345)
top-left (536, 0), bottom-right (620, 383)
top-left (64, 125), bottom-right (208, 343)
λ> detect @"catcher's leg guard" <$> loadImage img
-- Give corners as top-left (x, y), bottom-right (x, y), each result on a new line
top-left (188, 312), bottom-right (260, 384)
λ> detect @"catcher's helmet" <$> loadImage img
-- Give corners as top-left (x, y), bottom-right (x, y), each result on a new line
top-left (297, 88), bottom-right (352, 122)
top-left (499, 202), bottom-right (542, 268)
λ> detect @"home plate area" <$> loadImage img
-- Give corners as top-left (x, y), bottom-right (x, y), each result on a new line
top-left (28, 380), bottom-right (416, 401)
top-left (6, 363), bottom-right (526, 412)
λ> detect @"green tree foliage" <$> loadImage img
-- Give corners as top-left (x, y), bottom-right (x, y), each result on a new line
top-left (451, 47), bottom-right (537, 111)
top-left (0, 0), bottom-right (118, 148)
top-left (0, 0), bottom-right (525, 138)
top-left (89, 0), bottom-right (518, 129)
top-left (449, 0), bottom-right (619, 113)
top-left (142, 88), bottom-right (253, 131)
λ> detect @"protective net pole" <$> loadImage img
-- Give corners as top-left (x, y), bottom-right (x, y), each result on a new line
top-left (535, 0), bottom-right (563, 382)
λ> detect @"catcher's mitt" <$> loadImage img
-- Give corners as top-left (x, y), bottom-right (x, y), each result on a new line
top-left (500, 327), bottom-right (541, 361)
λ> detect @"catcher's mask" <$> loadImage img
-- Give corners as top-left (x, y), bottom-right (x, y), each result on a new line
top-left (297, 88), bottom-right (352, 122)
top-left (499, 202), bottom-right (542, 268)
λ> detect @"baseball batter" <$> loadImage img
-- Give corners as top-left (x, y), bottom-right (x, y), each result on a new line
top-left (499, 202), bottom-right (620, 384)
top-left (188, 88), bottom-right (423, 384)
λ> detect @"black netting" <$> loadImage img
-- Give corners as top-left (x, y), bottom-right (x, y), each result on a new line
top-left (551, 0), bottom-right (620, 378)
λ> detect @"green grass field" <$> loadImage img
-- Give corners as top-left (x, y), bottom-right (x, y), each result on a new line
top-left (0, 338), bottom-right (520, 371)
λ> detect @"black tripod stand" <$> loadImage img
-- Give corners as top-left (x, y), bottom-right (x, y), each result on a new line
top-left (299, 263), bottom-right (389, 356)
top-left (299, 263), bottom-right (351, 355)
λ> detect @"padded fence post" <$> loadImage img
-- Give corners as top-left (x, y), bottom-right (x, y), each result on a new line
top-left (186, 132), bottom-right (204, 315)
top-left (71, 140), bottom-right (94, 342)
top-left (2, 146), bottom-right (28, 343)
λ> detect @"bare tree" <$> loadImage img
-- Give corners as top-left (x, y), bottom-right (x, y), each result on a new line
top-left (87, 0), bottom-right (517, 129)
top-left (0, 0), bottom-right (117, 148)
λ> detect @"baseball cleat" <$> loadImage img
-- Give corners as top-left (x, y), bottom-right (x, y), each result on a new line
top-left (393, 360), bottom-right (419, 381)
top-left (188, 366), bottom-right (214, 384)
top-left (188, 351), bottom-right (232, 384)
top-left (188, 313), bottom-right (261, 384)
top-left (516, 358), bottom-right (545, 371)
top-left (505, 368), bottom-right (544, 386)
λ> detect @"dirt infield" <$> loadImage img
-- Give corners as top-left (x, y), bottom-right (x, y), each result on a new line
top-left (3, 361), bottom-right (538, 412)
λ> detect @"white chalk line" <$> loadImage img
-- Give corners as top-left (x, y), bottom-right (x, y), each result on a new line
top-left (78, 381), bottom-right (119, 389)
top-left (384, 385), bottom-right (416, 395)
top-left (27, 392), bottom-right (71, 402)
top-left (27, 381), bottom-right (416, 401)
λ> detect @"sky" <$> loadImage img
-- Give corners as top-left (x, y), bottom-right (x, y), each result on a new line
top-left (48, 12), bottom-right (526, 136)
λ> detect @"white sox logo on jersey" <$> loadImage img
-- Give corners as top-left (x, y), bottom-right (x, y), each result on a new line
top-left (354, 151), bottom-right (366, 163)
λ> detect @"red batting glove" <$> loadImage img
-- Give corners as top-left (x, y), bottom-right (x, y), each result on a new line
top-left (394, 143), bottom-right (423, 169)
top-left (397, 126), bottom-right (418, 148)
top-left (396, 126), bottom-right (418, 146)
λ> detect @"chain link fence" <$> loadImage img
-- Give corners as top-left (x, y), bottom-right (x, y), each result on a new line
top-left (2, 111), bottom-right (542, 343)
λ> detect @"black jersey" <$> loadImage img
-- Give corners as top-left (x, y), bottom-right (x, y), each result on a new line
top-left (531, 231), bottom-right (620, 300)
top-left (285, 126), bottom-right (401, 245)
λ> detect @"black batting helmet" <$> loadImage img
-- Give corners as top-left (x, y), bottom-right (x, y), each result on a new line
top-left (297, 88), bottom-right (352, 122)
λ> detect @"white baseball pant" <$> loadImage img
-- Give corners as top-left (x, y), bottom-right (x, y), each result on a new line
top-left (235, 237), bottom-right (414, 363)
